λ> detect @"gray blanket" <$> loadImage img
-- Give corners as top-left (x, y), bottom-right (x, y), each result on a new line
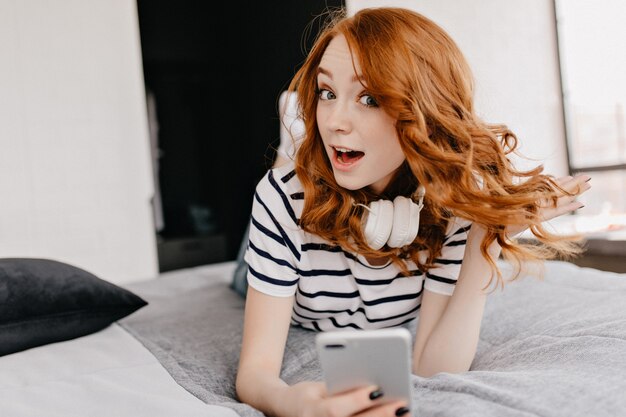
top-left (120, 261), bottom-right (626, 417)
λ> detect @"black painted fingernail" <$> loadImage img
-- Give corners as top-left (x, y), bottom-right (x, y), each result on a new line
top-left (395, 407), bottom-right (410, 416)
top-left (369, 389), bottom-right (384, 400)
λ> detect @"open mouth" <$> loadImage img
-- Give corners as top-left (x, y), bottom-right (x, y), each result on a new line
top-left (333, 146), bottom-right (365, 165)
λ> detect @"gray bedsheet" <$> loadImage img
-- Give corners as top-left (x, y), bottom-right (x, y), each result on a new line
top-left (120, 261), bottom-right (626, 417)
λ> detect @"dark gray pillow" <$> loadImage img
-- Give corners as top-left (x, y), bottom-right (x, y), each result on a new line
top-left (0, 257), bottom-right (148, 356)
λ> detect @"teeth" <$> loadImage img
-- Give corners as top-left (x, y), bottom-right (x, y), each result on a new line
top-left (335, 147), bottom-right (354, 153)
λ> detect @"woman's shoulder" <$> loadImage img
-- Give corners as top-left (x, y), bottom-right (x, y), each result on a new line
top-left (444, 216), bottom-right (472, 239)
top-left (252, 160), bottom-right (304, 229)
top-left (255, 160), bottom-right (303, 194)
top-left (273, 159), bottom-right (301, 185)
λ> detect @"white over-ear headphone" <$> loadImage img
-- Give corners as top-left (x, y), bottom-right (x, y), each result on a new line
top-left (355, 185), bottom-right (426, 250)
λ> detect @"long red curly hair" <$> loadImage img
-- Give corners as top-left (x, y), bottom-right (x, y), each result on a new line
top-left (286, 7), bottom-right (582, 290)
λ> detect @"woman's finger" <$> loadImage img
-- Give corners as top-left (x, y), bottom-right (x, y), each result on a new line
top-left (554, 175), bottom-right (574, 186)
top-left (538, 196), bottom-right (585, 222)
top-left (321, 385), bottom-right (385, 417)
top-left (511, 175), bottom-right (590, 230)
top-left (552, 174), bottom-right (591, 196)
top-left (554, 180), bottom-right (591, 206)
top-left (354, 400), bottom-right (411, 417)
top-left (540, 177), bottom-right (591, 209)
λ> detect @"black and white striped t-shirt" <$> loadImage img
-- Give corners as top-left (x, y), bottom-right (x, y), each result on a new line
top-left (244, 162), bottom-right (471, 331)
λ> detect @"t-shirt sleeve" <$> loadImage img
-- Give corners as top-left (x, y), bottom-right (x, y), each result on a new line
top-left (423, 217), bottom-right (472, 296)
top-left (243, 169), bottom-right (300, 297)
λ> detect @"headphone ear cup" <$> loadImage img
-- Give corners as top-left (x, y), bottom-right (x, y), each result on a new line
top-left (362, 199), bottom-right (394, 250)
top-left (387, 196), bottom-right (419, 248)
top-left (406, 197), bottom-right (422, 243)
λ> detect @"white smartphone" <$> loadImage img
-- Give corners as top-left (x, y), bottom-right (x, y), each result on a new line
top-left (315, 328), bottom-right (413, 408)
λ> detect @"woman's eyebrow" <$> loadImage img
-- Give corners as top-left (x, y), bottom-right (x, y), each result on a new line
top-left (317, 66), bottom-right (363, 82)
top-left (317, 67), bottom-right (333, 79)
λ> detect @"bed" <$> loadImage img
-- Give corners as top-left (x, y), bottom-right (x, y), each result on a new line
top-left (1, 258), bottom-right (625, 417)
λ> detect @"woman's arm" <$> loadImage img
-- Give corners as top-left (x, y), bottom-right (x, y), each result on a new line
top-left (412, 175), bottom-right (590, 376)
top-left (412, 224), bottom-right (500, 377)
top-left (237, 287), bottom-right (407, 417)
top-left (236, 287), bottom-right (295, 415)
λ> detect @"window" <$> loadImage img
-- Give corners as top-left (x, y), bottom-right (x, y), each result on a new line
top-left (554, 0), bottom-right (626, 220)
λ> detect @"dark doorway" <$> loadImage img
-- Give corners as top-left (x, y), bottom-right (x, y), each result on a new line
top-left (136, 1), bottom-right (344, 271)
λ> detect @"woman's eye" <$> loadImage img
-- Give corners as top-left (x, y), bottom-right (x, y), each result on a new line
top-left (318, 89), bottom-right (336, 101)
top-left (359, 94), bottom-right (378, 107)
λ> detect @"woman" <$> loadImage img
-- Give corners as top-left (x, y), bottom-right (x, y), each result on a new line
top-left (236, 7), bottom-right (590, 417)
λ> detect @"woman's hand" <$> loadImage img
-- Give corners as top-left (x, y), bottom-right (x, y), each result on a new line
top-left (282, 381), bottom-right (410, 417)
top-left (507, 174), bottom-right (591, 237)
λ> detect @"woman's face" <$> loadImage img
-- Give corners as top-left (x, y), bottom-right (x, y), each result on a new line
top-left (316, 34), bottom-right (405, 194)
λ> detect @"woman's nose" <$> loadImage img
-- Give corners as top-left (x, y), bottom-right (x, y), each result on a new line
top-left (326, 101), bottom-right (353, 133)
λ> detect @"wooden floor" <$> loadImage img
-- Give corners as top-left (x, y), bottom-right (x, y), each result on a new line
top-left (570, 237), bottom-right (626, 273)
top-left (518, 234), bottom-right (626, 274)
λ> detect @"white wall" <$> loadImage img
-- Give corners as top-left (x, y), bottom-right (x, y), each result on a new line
top-left (347, 0), bottom-right (568, 176)
top-left (0, 0), bottom-right (158, 284)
